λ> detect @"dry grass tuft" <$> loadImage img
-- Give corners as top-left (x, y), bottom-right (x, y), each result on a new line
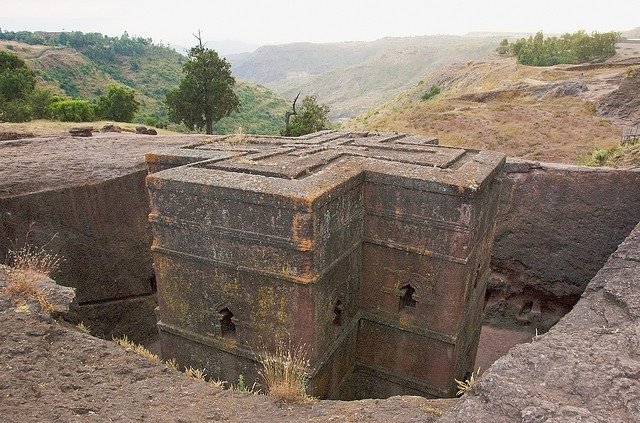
top-left (5, 244), bottom-right (63, 278)
top-left (4, 269), bottom-right (56, 314)
top-left (164, 358), bottom-right (179, 371)
top-left (228, 126), bottom-right (248, 145)
top-left (113, 335), bottom-right (161, 363)
top-left (5, 270), bottom-right (41, 297)
top-left (14, 300), bottom-right (31, 313)
top-left (184, 366), bottom-right (207, 381)
top-left (258, 342), bottom-right (314, 403)
top-left (209, 379), bottom-right (227, 389)
top-left (75, 322), bottom-right (91, 334)
top-left (3, 237), bottom-right (63, 314)
top-left (419, 404), bottom-right (444, 416)
top-left (455, 368), bottom-right (480, 396)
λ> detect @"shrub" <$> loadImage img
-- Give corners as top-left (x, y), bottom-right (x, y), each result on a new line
top-left (29, 88), bottom-right (61, 119)
top-left (137, 113), bottom-right (168, 129)
top-left (586, 146), bottom-right (623, 167)
top-left (504, 30), bottom-right (620, 66)
top-left (96, 84), bottom-right (139, 122)
top-left (48, 99), bottom-right (96, 122)
top-left (421, 84), bottom-right (441, 101)
top-left (0, 99), bottom-right (32, 122)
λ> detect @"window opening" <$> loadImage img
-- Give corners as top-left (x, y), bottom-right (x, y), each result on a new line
top-left (219, 307), bottom-right (236, 336)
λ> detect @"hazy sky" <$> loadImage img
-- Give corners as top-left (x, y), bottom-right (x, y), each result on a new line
top-left (0, 0), bottom-right (638, 48)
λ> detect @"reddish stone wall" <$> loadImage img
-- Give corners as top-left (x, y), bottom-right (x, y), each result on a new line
top-left (147, 131), bottom-right (505, 399)
top-left (487, 159), bottom-right (640, 330)
top-left (0, 171), bottom-right (159, 343)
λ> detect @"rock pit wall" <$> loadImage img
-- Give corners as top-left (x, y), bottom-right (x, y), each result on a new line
top-left (0, 170), bottom-right (158, 344)
top-left (440, 219), bottom-right (640, 422)
top-left (1, 132), bottom-right (638, 349)
top-left (487, 159), bottom-right (640, 330)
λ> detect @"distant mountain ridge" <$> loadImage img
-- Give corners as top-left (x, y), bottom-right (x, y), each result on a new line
top-left (624, 27), bottom-right (640, 39)
top-left (171, 39), bottom-right (259, 57)
top-left (228, 35), bottom-right (501, 121)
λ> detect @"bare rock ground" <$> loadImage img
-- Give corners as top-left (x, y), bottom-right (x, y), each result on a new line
top-left (0, 133), bottom-right (211, 198)
top-left (0, 265), bottom-right (449, 422)
top-left (2, 218), bottom-right (639, 422)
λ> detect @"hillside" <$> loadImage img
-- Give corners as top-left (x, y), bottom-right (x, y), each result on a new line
top-left (624, 27), bottom-right (640, 39)
top-left (345, 41), bottom-right (640, 166)
top-left (0, 32), bottom-right (289, 135)
top-left (230, 36), bottom-right (502, 121)
top-left (213, 83), bottom-right (288, 135)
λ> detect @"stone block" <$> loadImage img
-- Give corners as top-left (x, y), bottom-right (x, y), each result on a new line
top-left (147, 131), bottom-right (505, 398)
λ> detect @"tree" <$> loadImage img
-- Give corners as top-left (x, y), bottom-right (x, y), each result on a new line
top-left (284, 95), bottom-right (330, 136)
top-left (496, 39), bottom-right (510, 55)
top-left (0, 50), bottom-right (36, 122)
top-left (503, 30), bottom-right (621, 66)
top-left (97, 84), bottom-right (139, 122)
top-left (166, 32), bottom-right (239, 134)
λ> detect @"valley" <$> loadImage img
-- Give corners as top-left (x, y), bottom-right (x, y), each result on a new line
top-left (345, 41), bottom-right (640, 165)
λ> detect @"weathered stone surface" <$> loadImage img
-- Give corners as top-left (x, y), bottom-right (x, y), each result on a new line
top-left (0, 264), bottom-right (75, 315)
top-left (0, 265), bottom-right (450, 422)
top-left (488, 159), bottom-right (640, 331)
top-left (440, 220), bottom-right (640, 423)
top-left (0, 131), bottom-right (34, 141)
top-left (597, 67), bottom-right (640, 124)
top-left (101, 124), bottom-right (122, 133)
top-left (147, 131), bottom-right (505, 399)
top-left (69, 126), bottom-right (93, 137)
top-left (0, 133), bottom-right (203, 339)
top-left (65, 293), bottom-right (159, 345)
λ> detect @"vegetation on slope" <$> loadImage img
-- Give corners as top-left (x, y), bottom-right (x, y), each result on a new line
top-left (498, 31), bottom-right (620, 66)
top-left (214, 83), bottom-right (288, 135)
top-left (0, 30), bottom-right (289, 134)
top-left (230, 35), bottom-right (502, 121)
top-left (345, 51), bottom-right (638, 166)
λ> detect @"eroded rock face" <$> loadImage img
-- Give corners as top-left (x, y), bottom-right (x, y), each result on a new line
top-left (69, 126), bottom-right (93, 137)
top-left (487, 159), bottom-right (640, 331)
top-left (0, 134), bottom-right (203, 343)
top-left (597, 67), bottom-right (640, 125)
top-left (441, 221), bottom-right (640, 422)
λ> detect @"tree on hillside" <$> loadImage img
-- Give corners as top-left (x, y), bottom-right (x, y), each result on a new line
top-left (166, 32), bottom-right (239, 134)
top-left (0, 50), bottom-right (36, 122)
top-left (501, 30), bottom-right (621, 66)
top-left (97, 84), bottom-right (140, 122)
top-left (283, 94), bottom-right (330, 136)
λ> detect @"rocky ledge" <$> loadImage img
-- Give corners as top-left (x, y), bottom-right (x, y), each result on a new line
top-left (440, 221), bottom-right (640, 422)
